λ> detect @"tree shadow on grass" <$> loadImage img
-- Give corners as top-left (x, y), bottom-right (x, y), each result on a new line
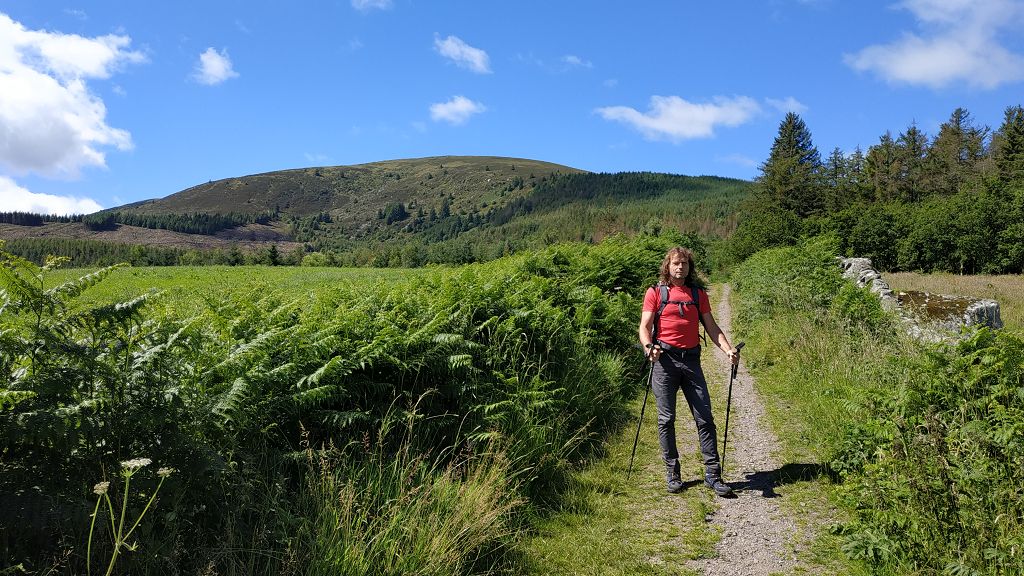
top-left (728, 463), bottom-right (830, 497)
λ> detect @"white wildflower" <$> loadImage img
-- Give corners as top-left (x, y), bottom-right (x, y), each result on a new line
top-left (121, 458), bottom-right (152, 471)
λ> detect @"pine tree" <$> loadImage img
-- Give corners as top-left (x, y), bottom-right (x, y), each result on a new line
top-left (993, 104), bottom-right (1024, 188)
top-left (895, 123), bottom-right (929, 202)
top-left (757, 112), bottom-right (823, 217)
top-left (865, 132), bottom-right (900, 202)
top-left (925, 107), bottom-right (988, 195)
top-left (822, 147), bottom-right (850, 212)
top-left (847, 146), bottom-right (871, 202)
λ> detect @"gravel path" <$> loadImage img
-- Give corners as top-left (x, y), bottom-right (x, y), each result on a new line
top-left (688, 283), bottom-right (801, 576)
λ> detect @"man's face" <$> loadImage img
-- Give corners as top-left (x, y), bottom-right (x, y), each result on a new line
top-left (669, 256), bottom-right (689, 280)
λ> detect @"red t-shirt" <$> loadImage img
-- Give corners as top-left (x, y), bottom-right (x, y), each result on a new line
top-left (643, 284), bottom-right (711, 349)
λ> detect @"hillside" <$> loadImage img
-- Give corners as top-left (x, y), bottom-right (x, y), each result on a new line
top-left (1, 156), bottom-right (754, 266)
top-left (117, 155), bottom-right (577, 222)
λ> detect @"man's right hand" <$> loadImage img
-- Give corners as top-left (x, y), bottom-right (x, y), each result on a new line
top-left (645, 342), bottom-right (662, 361)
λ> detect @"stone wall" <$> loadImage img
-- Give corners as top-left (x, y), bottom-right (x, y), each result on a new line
top-left (838, 257), bottom-right (1003, 341)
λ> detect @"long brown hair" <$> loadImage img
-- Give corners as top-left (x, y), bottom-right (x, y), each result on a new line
top-left (658, 247), bottom-right (698, 286)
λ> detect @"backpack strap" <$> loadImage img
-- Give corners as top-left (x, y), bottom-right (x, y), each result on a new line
top-left (651, 283), bottom-right (706, 343)
top-left (691, 285), bottom-right (706, 328)
top-left (651, 284), bottom-right (670, 341)
top-left (692, 285), bottom-right (708, 346)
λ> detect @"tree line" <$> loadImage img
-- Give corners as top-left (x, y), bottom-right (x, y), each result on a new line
top-left (732, 105), bottom-right (1024, 273)
top-left (82, 210), bottom-right (275, 234)
top-left (1, 238), bottom-right (310, 267)
top-left (0, 212), bottom-right (82, 226)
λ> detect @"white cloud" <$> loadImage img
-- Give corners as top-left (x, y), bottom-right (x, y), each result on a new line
top-left (193, 47), bottom-right (238, 85)
top-left (352, 0), bottom-right (392, 11)
top-left (766, 96), bottom-right (808, 114)
top-left (0, 176), bottom-right (102, 214)
top-left (434, 35), bottom-right (491, 74)
top-left (0, 13), bottom-right (143, 178)
top-left (430, 95), bottom-right (486, 125)
top-left (844, 0), bottom-right (1024, 89)
top-left (595, 95), bottom-right (761, 142)
top-left (561, 54), bottom-right (593, 69)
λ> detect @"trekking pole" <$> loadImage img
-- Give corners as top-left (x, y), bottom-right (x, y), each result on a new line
top-left (627, 358), bottom-right (655, 480)
top-left (720, 342), bottom-right (745, 475)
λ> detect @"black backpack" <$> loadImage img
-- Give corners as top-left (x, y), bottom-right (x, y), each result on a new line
top-left (650, 283), bottom-right (707, 344)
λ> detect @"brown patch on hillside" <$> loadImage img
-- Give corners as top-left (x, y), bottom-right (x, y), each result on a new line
top-left (0, 222), bottom-right (302, 252)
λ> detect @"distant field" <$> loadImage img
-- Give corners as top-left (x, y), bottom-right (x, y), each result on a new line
top-left (51, 265), bottom-right (419, 317)
top-left (885, 272), bottom-right (1024, 333)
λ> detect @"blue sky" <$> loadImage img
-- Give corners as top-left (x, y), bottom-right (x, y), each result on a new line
top-left (2, 0), bottom-right (1023, 215)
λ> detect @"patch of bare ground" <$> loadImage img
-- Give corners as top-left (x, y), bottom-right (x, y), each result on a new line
top-left (0, 222), bottom-right (302, 252)
top-left (686, 284), bottom-right (811, 576)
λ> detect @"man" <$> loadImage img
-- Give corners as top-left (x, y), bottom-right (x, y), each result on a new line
top-left (637, 247), bottom-right (739, 496)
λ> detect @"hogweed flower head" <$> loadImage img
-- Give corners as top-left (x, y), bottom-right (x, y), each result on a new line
top-left (93, 481), bottom-right (110, 495)
top-left (157, 467), bottom-right (175, 479)
top-left (120, 458), bottom-right (151, 471)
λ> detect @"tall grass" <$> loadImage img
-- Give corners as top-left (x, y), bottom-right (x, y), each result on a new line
top-left (299, 413), bottom-right (520, 576)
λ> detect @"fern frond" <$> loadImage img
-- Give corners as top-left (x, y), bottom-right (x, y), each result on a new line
top-left (297, 355), bottom-right (356, 389)
top-left (72, 292), bottom-right (154, 330)
top-left (311, 408), bottom-right (372, 431)
top-left (265, 299), bottom-right (303, 326)
top-left (130, 316), bottom-right (203, 369)
top-left (290, 384), bottom-right (349, 412)
top-left (268, 362), bottom-right (298, 379)
top-left (42, 255), bottom-right (71, 271)
top-left (208, 325), bottom-right (300, 378)
top-left (212, 377), bottom-right (251, 425)
top-left (0, 390), bottom-right (36, 411)
top-left (448, 354), bottom-right (474, 370)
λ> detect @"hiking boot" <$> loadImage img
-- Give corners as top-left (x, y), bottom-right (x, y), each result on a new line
top-left (667, 477), bottom-right (684, 493)
top-left (704, 477), bottom-right (734, 497)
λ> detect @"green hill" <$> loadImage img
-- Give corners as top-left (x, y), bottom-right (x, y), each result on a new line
top-left (117, 155), bottom-right (574, 222)
top-left (0, 156), bottom-right (754, 266)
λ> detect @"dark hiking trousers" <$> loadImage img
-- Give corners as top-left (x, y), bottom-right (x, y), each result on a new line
top-left (651, 346), bottom-right (722, 481)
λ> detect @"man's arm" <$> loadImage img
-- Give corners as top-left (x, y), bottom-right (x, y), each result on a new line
top-left (638, 309), bottom-right (661, 360)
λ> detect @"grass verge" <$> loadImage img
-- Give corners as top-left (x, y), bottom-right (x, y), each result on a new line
top-left (517, 379), bottom-right (717, 575)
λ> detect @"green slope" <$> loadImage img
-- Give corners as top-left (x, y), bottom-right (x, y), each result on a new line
top-left (2, 156), bottom-right (754, 266)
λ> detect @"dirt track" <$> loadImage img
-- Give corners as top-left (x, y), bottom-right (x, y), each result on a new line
top-left (687, 284), bottom-right (804, 576)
